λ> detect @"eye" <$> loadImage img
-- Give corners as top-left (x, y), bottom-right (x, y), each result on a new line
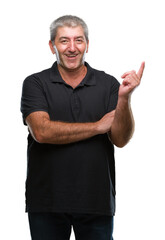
top-left (61, 39), bottom-right (68, 44)
top-left (76, 39), bottom-right (84, 44)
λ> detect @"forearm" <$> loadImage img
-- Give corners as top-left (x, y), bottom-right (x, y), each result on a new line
top-left (110, 96), bottom-right (135, 148)
top-left (39, 120), bottom-right (99, 144)
top-left (27, 111), bottom-right (115, 145)
top-left (27, 112), bottom-right (100, 144)
top-left (110, 61), bottom-right (145, 147)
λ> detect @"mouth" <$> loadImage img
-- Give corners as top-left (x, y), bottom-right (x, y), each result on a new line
top-left (65, 54), bottom-right (78, 59)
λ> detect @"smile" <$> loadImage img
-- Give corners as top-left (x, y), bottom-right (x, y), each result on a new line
top-left (65, 54), bottom-right (78, 58)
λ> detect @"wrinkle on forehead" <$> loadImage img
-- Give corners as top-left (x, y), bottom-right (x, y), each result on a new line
top-left (56, 26), bottom-right (86, 41)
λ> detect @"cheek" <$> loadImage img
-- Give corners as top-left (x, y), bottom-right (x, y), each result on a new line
top-left (59, 47), bottom-right (67, 54)
top-left (55, 44), bottom-right (67, 54)
top-left (78, 44), bottom-right (87, 51)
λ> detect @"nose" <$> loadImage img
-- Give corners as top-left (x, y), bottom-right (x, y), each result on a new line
top-left (68, 40), bottom-right (76, 52)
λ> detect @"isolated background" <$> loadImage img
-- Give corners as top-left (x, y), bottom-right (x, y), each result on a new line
top-left (0, 0), bottom-right (165, 239)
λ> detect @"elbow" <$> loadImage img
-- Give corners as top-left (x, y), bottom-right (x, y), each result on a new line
top-left (110, 133), bottom-right (133, 148)
top-left (109, 135), bottom-right (127, 148)
top-left (30, 129), bottom-right (46, 144)
top-left (26, 113), bottom-right (50, 144)
top-left (36, 134), bottom-right (45, 144)
top-left (114, 140), bottom-right (128, 148)
top-left (111, 127), bottom-right (135, 148)
top-left (113, 133), bottom-right (134, 148)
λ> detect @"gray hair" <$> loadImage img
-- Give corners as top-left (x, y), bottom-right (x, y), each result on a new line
top-left (50, 15), bottom-right (89, 43)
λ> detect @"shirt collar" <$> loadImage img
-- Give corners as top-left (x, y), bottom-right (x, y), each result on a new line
top-left (50, 61), bottom-right (96, 86)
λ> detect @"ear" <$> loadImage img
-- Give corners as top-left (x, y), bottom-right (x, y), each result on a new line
top-left (86, 40), bottom-right (89, 53)
top-left (49, 40), bottom-right (55, 54)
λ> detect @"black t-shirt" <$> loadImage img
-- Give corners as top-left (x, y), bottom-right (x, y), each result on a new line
top-left (21, 62), bottom-right (120, 215)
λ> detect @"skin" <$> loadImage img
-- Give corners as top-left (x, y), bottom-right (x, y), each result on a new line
top-left (110, 62), bottom-right (145, 147)
top-left (26, 25), bottom-right (145, 147)
top-left (49, 26), bottom-right (89, 89)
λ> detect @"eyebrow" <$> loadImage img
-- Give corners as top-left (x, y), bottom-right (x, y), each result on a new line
top-left (59, 36), bottom-right (85, 40)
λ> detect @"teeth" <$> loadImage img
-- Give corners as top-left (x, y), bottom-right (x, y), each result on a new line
top-left (66, 55), bottom-right (77, 57)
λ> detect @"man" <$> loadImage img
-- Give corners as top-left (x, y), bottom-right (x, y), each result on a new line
top-left (21, 15), bottom-right (145, 240)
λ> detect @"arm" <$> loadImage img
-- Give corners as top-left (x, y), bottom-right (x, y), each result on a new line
top-left (26, 110), bottom-right (115, 144)
top-left (109, 62), bottom-right (145, 148)
top-left (109, 96), bottom-right (135, 147)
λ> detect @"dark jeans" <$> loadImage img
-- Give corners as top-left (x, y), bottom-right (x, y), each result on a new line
top-left (28, 212), bottom-right (114, 240)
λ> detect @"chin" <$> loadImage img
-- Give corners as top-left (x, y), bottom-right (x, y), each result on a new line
top-left (64, 61), bottom-right (84, 70)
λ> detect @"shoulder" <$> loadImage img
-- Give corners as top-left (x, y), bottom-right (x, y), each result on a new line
top-left (87, 63), bottom-right (120, 87)
top-left (22, 65), bottom-right (54, 93)
top-left (24, 67), bottom-right (51, 84)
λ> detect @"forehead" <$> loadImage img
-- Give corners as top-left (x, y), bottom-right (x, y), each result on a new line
top-left (56, 26), bottom-right (85, 39)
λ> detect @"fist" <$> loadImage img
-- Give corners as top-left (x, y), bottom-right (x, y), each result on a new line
top-left (119, 62), bottom-right (145, 98)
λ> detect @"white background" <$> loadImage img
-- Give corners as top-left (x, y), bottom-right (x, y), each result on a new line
top-left (0, 0), bottom-right (165, 239)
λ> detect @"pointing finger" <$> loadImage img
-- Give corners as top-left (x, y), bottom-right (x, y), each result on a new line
top-left (137, 61), bottom-right (145, 79)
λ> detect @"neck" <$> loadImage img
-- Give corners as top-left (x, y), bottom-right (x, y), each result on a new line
top-left (57, 64), bottom-right (87, 88)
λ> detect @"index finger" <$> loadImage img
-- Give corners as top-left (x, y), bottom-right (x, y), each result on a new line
top-left (137, 61), bottom-right (145, 79)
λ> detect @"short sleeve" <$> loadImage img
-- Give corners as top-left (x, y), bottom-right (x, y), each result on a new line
top-left (107, 76), bottom-right (120, 112)
top-left (20, 75), bottom-right (48, 125)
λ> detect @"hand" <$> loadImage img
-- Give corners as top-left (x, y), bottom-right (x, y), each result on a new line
top-left (97, 110), bottom-right (115, 134)
top-left (119, 62), bottom-right (145, 98)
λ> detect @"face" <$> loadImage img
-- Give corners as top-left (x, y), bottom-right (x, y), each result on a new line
top-left (49, 26), bottom-right (89, 71)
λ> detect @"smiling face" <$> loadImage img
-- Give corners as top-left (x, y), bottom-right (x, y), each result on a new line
top-left (49, 26), bottom-right (89, 71)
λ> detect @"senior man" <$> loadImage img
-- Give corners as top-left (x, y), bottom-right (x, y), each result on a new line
top-left (21, 15), bottom-right (145, 240)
